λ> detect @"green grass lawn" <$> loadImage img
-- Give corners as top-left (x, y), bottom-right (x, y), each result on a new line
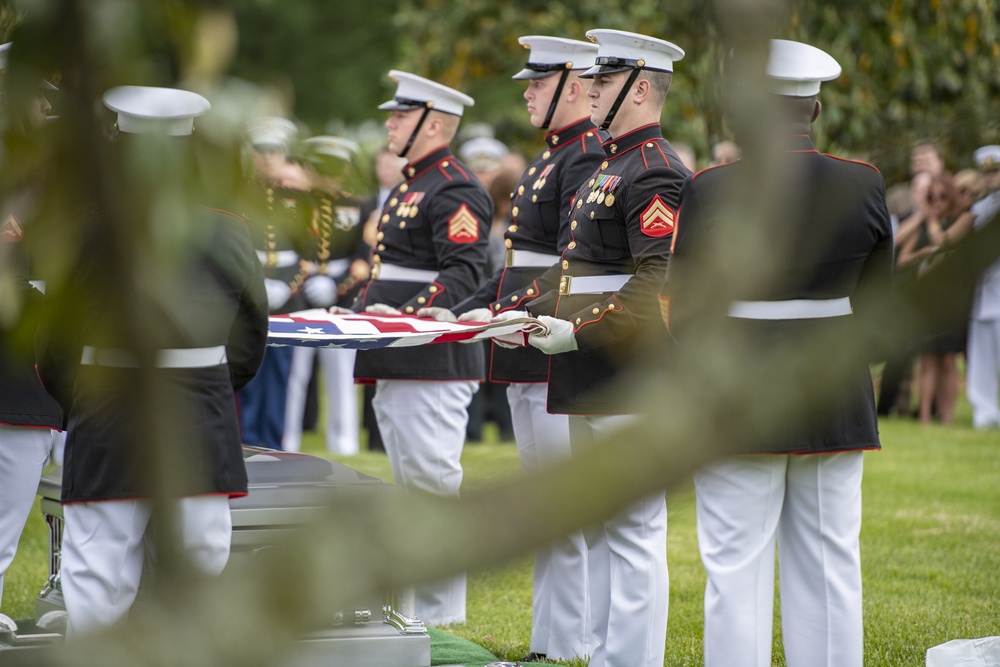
top-left (4, 403), bottom-right (998, 666)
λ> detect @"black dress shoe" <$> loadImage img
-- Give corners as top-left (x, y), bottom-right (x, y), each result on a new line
top-left (518, 653), bottom-right (547, 663)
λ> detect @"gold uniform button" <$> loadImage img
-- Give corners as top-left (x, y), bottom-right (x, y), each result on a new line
top-left (526, 288), bottom-right (535, 295)
top-left (429, 286), bottom-right (439, 293)
top-left (494, 303), bottom-right (502, 311)
top-left (518, 185), bottom-right (525, 195)
top-left (608, 303), bottom-right (616, 310)
top-left (528, 167), bottom-right (536, 176)
top-left (505, 239), bottom-right (513, 249)
top-left (568, 241), bottom-right (576, 250)
top-left (417, 297), bottom-right (426, 304)
top-left (551, 135), bottom-right (560, 144)
top-left (571, 221), bottom-right (578, 230)
top-left (376, 231), bottom-right (384, 241)
top-left (609, 143), bottom-right (617, 153)
top-left (542, 150), bottom-right (551, 159)
top-left (646, 142), bottom-right (654, 148)
top-left (509, 225), bottom-right (518, 233)
top-left (590, 211), bottom-right (595, 219)
top-left (399, 183), bottom-right (409, 193)
top-left (442, 161), bottom-right (449, 168)
top-left (592, 307), bottom-right (600, 314)
top-left (381, 214), bottom-right (389, 223)
top-left (377, 244), bottom-right (385, 251)
top-left (373, 254), bottom-right (381, 263)
top-left (532, 195), bottom-right (538, 203)
top-left (399, 221), bottom-right (406, 229)
top-left (576, 200), bottom-right (583, 209)
top-left (562, 260), bottom-right (569, 270)
top-left (510, 296), bottom-right (518, 302)
top-left (575, 318), bottom-right (581, 325)
top-left (389, 198), bottom-right (398, 207)
top-left (601, 161), bottom-right (609, 170)
top-left (512, 206), bottom-right (520, 216)
top-left (404, 306), bottom-right (414, 313)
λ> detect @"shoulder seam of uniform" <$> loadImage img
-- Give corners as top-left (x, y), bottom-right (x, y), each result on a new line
top-left (198, 205), bottom-right (248, 223)
top-left (823, 153), bottom-right (882, 173)
top-left (690, 161), bottom-right (737, 181)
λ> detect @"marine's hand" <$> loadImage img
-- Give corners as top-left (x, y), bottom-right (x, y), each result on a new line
top-left (365, 303), bottom-right (402, 315)
top-left (457, 308), bottom-right (492, 323)
top-left (417, 307), bottom-right (457, 322)
top-left (527, 315), bottom-right (578, 355)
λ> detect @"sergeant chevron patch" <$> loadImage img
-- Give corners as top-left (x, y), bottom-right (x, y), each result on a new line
top-left (448, 203), bottom-right (480, 243)
top-left (640, 195), bottom-right (675, 237)
top-left (1, 214), bottom-right (23, 243)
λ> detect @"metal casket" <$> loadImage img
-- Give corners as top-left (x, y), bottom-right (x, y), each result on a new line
top-left (32, 446), bottom-right (430, 667)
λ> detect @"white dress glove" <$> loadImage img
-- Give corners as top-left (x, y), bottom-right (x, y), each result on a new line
top-left (328, 305), bottom-right (354, 315)
top-left (303, 275), bottom-right (338, 308)
top-left (264, 278), bottom-right (291, 311)
top-left (489, 310), bottom-right (532, 348)
top-left (365, 303), bottom-right (402, 315)
top-left (457, 308), bottom-right (493, 323)
top-left (527, 315), bottom-right (578, 355)
top-left (416, 307), bottom-right (457, 322)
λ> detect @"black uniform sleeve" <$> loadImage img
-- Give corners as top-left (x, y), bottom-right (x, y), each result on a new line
top-left (850, 177), bottom-right (895, 362)
top-left (221, 219), bottom-right (269, 391)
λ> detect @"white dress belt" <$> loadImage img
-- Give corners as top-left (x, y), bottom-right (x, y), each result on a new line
top-left (559, 274), bottom-right (632, 296)
top-left (319, 258), bottom-right (352, 276)
top-left (373, 263), bottom-right (439, 282)
top-left (728, 297), bottom-right (853, 320)
top-left (81, 345), bottom-right (229, 368)
top-left (506, 248), bottom-right (561, 268)
top-left (256, 249), bottom-right (299, 268)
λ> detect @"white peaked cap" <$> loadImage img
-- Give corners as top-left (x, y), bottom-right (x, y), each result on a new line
top-left (244, 116), bottom-right (298, 151)
top-left (767, 39), bottom-right (842, 97)
top-left (1, 42), bottom-right (58, 90)
top-left (580, 29), bottom-right (684, 78)
top-left (974, 145), bottom-right (1000, 171)
top-left (378, 70), bottom-right (474, 117)
top-left (104, 86), bottom-right (210, 136)
top-left (513, 35), bottom-right (599, 80)
top-left (303, 135), bottom-right (360, 163)
top-left (459, 136), bottom-right (510, 171)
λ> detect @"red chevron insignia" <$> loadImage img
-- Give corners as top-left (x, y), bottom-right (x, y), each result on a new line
top-left (447, 204), bottom-right (480, 243)
top-left (1, 214), bottom-right (23, 243)
top-left (640, 195), bottom-right (675, 238)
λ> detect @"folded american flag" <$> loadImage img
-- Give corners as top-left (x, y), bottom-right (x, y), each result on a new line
top-left (268, 309), bottom-right (548, 350)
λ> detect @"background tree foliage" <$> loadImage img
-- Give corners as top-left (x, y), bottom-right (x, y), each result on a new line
top-left (225, 0), bottom-right (1000, 183)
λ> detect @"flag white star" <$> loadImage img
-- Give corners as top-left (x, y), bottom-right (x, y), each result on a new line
top-left (299, 326), bottom-right (326, 334)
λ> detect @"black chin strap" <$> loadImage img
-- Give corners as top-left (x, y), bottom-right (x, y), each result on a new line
top-left (399, 106), bottom-right (432, 160)
top-left (600, 66), bottom-right (643, 132)
top-left (542, 69), bottom-right (571, 130)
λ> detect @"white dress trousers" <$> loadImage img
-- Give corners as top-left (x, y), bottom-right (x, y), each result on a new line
top-left (568, 414), bottom-right (668, 667)
top-left (283, 346), bottom-right (360, 454)
top-left (694, 452), bottom-right (864, 667)
top-left (0, 425), bottom-right (54, 606)
top-left (372, 378), bottom-right (477, 626)
top-left (61, 495), bottom-right (232, 636)
top-left (967, 319), bottom-right (1000, 429)
top-left (507, 383), bottom-right (592, 661)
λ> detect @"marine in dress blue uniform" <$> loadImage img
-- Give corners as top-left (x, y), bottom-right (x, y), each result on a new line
top-left (352, 71), bottom-right (492, 625)
top-left (283, 136), bottom-right (371, 454)
top-left (36, 87), bottom-right (268, 634)
top-left (0, 41), bottom-right (62, 613)
top-left (516, 29), bottom-right (691, 667)
top-left (422, 35), bottom-right (605, 662)
top-left (666, 41), bottom-right (893, 667)
top-left (238, 116), bottom-right (306, 450)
